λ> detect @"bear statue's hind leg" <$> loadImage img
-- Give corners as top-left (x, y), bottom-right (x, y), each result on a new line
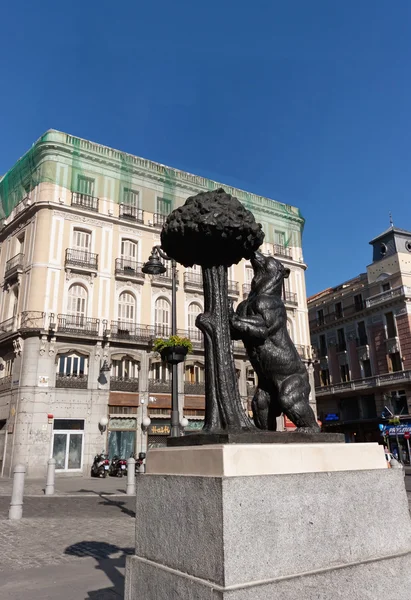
top-left (251, 387), bottom-right (271, 430)
top-left (278, 374), bottom-right (320, 432)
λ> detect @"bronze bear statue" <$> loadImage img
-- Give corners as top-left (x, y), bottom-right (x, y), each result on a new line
top-left (230, 251), bottom-right (320, 432)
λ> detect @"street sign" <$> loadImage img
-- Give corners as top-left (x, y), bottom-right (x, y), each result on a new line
top-left (404, 432), bottom-right (410, 440)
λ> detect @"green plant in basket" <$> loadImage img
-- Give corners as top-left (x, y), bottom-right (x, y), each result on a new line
top-left (153, 335), bottom-right (193, 355)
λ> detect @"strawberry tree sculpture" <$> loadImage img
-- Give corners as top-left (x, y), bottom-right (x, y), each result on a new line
top-left (161, 188), bottom-right (264, 433)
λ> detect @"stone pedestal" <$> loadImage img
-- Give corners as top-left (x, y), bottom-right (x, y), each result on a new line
top-left (125, 443), bottom-right (411, 599)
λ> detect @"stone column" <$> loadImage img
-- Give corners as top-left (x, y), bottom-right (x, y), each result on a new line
top-left (137, 351), bottom-right (150, 455)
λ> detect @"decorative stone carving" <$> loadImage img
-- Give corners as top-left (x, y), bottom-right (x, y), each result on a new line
top-left (119, 226), bottom-right (142, 236)
top-left (48, 337), bottom-right (56, 356)
top-left (39, 336), bottom-right (47, 356)
top-left (115, 280), bottom-right (140, 290)
top-left (347, 331), bottom-right (357, 342)
top-left (13, 337), bottom-right (23, 356)
top-left (53, 210), bottom-right (112, 228)
top-left (65, 270), bottom-right (95, 285)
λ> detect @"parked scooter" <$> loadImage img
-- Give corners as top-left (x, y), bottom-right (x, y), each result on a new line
top-left (136, 452), bottom-right (146, 474)
top-left (91, 452), bottom-right (110, 478)
top-left (109, 455), bottom-right (128, 477)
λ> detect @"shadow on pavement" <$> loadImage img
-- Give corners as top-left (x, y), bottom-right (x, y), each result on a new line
top-left (77, 491), bottom-right (136, 518)
top-left (65, 541), bottom-right (134, 600)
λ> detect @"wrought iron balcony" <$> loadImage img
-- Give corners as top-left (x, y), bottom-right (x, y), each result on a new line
top-left (274, 244), bottom-right (292, 259)
top-left (56, 375), bottom-right (88, 389)
top-left (114, 258), bottom-right (145, 282)
top-left (183, 272), bottom-right (203, 292)
top-left (119, 204), bottom-right (144, 223)
top-left (228, 280), bottom-right (239, 296)
top-left (184, 381), bottom-right (205, 395)
top-left (65, 248), bottom-right (98, 272)
top-left (247, 384), bottom-right (256, 397)
top-left (315, 369), bottom-right (411, 397)
top-left (19, 311), bottom-right (46, 332)
top-left (284, 291), bottom-right (298, 306)
top-left (57, 314), bottom-right (100, 336)
top-left (71, 192), bottom-right (99, 212)
top-left (148, 378), bottom-right (171, 393)
top-left (0, 376), bottom-right (12, 392)
top-left (366, 285), bottom-right (410, 308)
top-left (0, 317), bottom-right (17, 338)
top-left (178, 328), bottom-right (203, 349)
top-left (151, 267), bottom-right (179, 288)
top-left (108, 322), bottom-right (156, 343)
top-left (5, 253), bottom-right (24, 279)
top-left (153, 213), bottom-right (168, 228)
top-left (110, 376), bottom-right (139, 392)
top-left (242, 283), bottom-right (251, 297)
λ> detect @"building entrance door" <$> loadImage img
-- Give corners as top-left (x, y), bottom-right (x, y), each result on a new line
top-left (52, 419), bottom-right (84, 471)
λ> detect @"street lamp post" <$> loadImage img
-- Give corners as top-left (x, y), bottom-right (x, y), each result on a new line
top-left (142, 246), bottom-right (181, 438)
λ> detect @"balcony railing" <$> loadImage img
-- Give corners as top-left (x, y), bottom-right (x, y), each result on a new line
top-left (65, 249), bottom-right (98, 271)
top-left (228, 280), bottom-right (239, 296)
top-left (184, 381), bottom-right (206, 395)
top-left (19, 311), bottom-right (46, 331)
top-left (0, 376), bottom-right (12, 392)
top-left (119, 205), bottom-right (144, 223)
top-left (183, 272), bottom-right (203, 291)
top-left (108, 322), bottom-right (156, 343)
top-left (5, 253), bottom-right (24, 279)
top-left (57, 314), bottom-right (100, 335)
top-left (148, 378), bottom-right (171, 392)
top-left (56, 375), bottom-right (88, 389)
top-left (315, 369), bottom-right (411, 396)
top-left (274, 244), bottom-right (292, 259)
top-left (284, 291), bottom-right (298, 306)
top-left (153, 213), bottom-right (168, 228)
top-left (242, 283), bottom-right (251, 297)
top-left (366, 285), bottom-right (410, 308)
top-left (110, 376), bottom-right (139, 392)
top-left (151, 268), bottom-right (179, 287)
top-left (178, 328), bottom-right (203, 349)
top-left (246, 384), bottom-right (256, 397)
top-left (0, 317), bottom-right (17, 337)
top-left (71, 192), bottom-right (99, 212)
top-left (114, 258), bottom-right (145, 281)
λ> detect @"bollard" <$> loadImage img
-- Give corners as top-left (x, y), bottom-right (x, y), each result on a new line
top-left (9, 464), bottom-right (26, 520)
top-left (127, 457), bottom-right (136, 495)
top-left (45, 458), bottom-right (56, 496)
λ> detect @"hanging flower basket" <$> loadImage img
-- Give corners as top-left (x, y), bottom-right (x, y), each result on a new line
top-left (160, 345), bottom-right (189, 365)
top-left (153, 335), bottom-right (193, 365)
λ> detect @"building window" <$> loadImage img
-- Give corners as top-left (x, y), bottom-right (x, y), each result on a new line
top-left (157, 198), bottom-right (172, 216)
top-left (67, 285), bottom-right (87, 317)
top-left (354, 294), bottom-right (363, 311)
top-left (185, 364), bottom-right (204, 383)
top-left (123, 188), bottom-right (140, 208)
top-left (121, 239), bottom-right (138, 261)
top-left (73, 229), bottom-right (91, 251)
top-left (389, 352), bottom-right (402, 373)
top-left (319, 334), bottom-right (327, 358)
top-left (320, 369), bottom-right (330, 386)
top-left (16, 233), bottom-right (25, 255)
top-left (154, 297), bottom-right (170, 336)
top-left (391, 390), bottom-right (408, 415)
top-left (382, 282), bottom-right (391, 292)
top-left (274, 231), bottom-right (286, 246)
top-left (77, 176), bottom-right (95, 196)
top-left (118, 292), bottom-right (136, 325)
top-left (357, 321), bottom-right (368, 346)
top-left (317, 309), bottom-right (324, 326)
top-left (111, 357), bottom-right (139, 379)
top-left (188, 302), bottom-right (202, 341)
top-left (340, 363), bottom-right (350, 382)
top-left (245, 266), bottom-right (253, 285)
top-left (337, 328), bottom-right (346, 352)
top-left (362, 359), bottom-right (372, 378)
top-left (108, 405), bottom-right (137, 415)
top-left (58, 353), bottom-right (88, 376)
top-left (335, 302), bottom-right (343, 319)
top-left (149, 361), bottom-right (171, 381)
top-left (385, 312), bottom-right (397, 339)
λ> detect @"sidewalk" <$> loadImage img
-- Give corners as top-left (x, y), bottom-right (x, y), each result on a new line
top-left (0, 474), bottom-right (132, 497)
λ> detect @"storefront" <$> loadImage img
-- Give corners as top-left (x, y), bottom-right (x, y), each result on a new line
top-left (382, 422), bottom-right (411, 464)
top-left (52, 419), bottom-right (85, 472)
top-left (147, 420), bottom-right (170, 449)
top-left (107, 417), bottom-right (136, 459)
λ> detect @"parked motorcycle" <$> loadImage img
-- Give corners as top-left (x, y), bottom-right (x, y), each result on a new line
top-left (135, 452), bottom-right (146, 474)
top-left (91, 452), bottom-right (110, 478)
top-left (109, 455), bottom-right (128, 477)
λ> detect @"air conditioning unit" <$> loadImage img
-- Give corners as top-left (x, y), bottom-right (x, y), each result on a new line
top-left (148, 220), bottom-right (153, 226)
top-left (58, 198), bottom-right (65, 204)
top-left (108, 209), bottom-right (113, 216)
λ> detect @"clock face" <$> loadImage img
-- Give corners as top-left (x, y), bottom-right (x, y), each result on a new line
top-left (406, 241), bottom-right (411, 253)
top-left (380, 243), bottom-right (387, 256)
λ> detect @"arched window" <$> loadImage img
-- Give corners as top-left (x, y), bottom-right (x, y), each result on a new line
top-left (67, 285), bottom-right (87, 317)
top-left (188, 302), bottom-right (202, 341)
top-left (118, 292), bottom-right (136, 325)
top-left (154, 297), bottom-right (170, 336)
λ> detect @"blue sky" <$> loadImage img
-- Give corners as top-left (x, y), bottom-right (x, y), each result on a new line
top-left (1, 0), bottom-right (410, 296)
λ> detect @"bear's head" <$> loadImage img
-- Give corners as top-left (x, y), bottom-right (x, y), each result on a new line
top-left (250, 251), bottom-right (290, 296)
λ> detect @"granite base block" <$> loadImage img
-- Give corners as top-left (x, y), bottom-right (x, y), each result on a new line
top-left (125, 449), bottom-right (411, 599)
top-left (167, 431), bottom-right (344, 446)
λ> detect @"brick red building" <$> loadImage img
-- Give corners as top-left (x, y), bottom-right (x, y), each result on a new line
top-left (308, 225), bottom-right (411, 460)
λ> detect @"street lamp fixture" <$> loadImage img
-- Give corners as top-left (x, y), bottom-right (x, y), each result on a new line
top-left (99, 416), bottom-right (108, 434)
top-left (142, 245), bottom-right (181, 438)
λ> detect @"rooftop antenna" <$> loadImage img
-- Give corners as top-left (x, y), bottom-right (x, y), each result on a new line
top-left (389, 212), bottom-right (394, 227)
